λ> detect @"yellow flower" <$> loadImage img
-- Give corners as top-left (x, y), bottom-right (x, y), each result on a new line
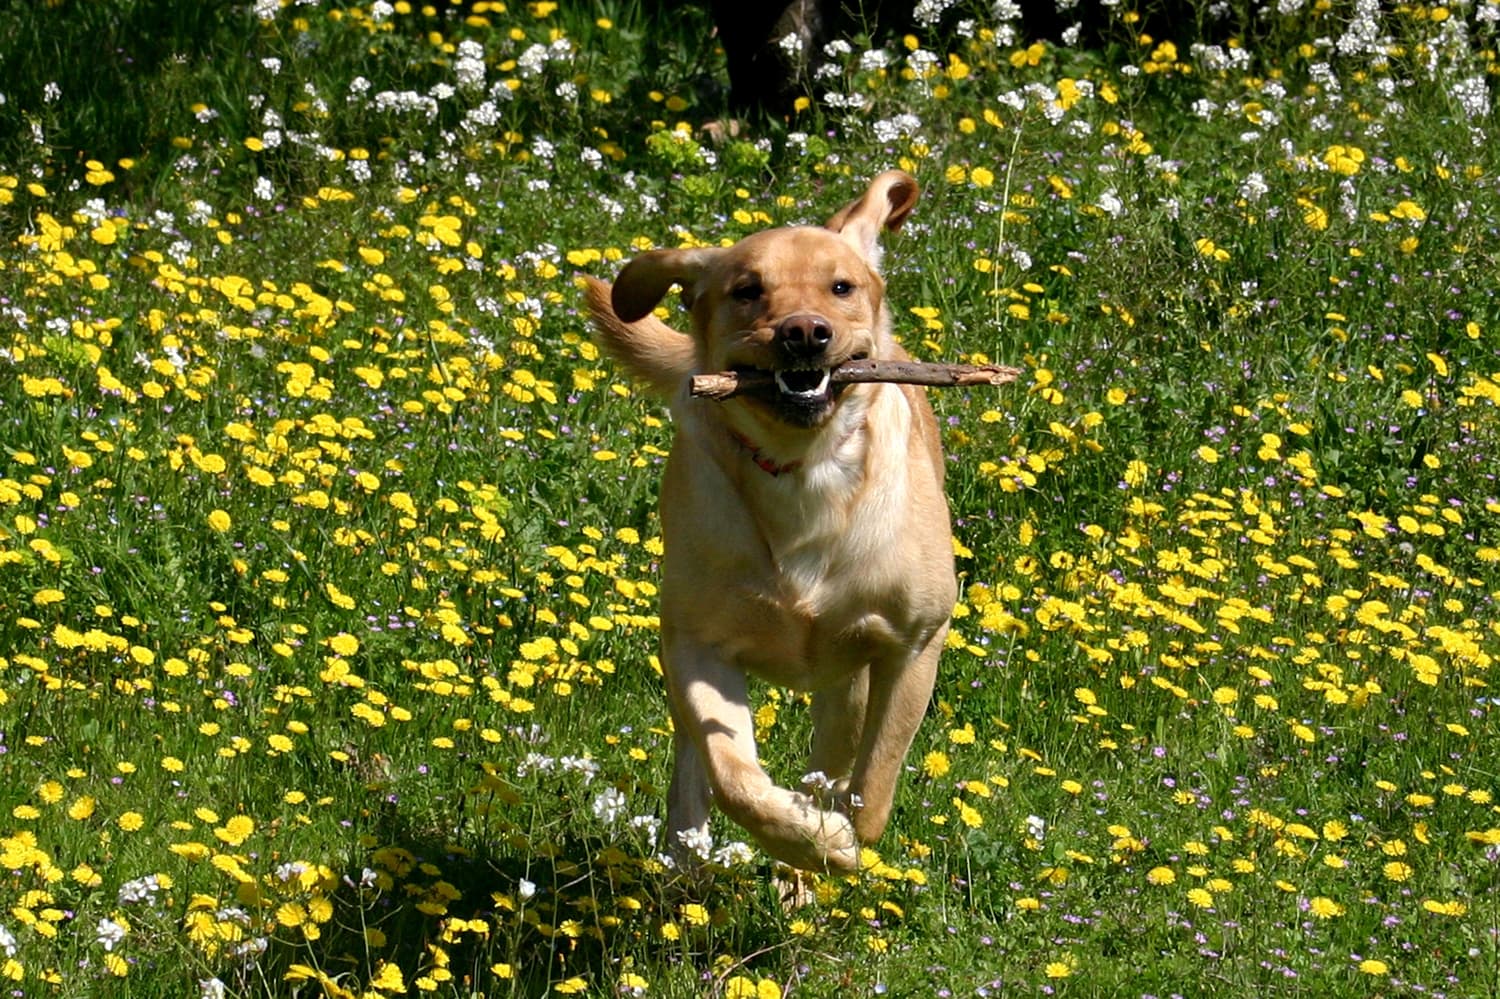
top-left (325, 582), bottom-right (356, 609)
top-left (1147, 866), bottom-right (1176, 886)
top-left (215, 815), bottom-right (254, 847)
top-left (1309, 896), bottom-right (1344, 919)
top-left (923, 751), bottom-right (950, 778)
top-left (207, 509), bottom-right (232, 533)
top-left (118, 811), bottom-right (145, 832)
top-left (370, 962), bottom-right (406, 993)
top-left (326, 632), bottom-right (360, 656)
top-left (1422, 899), bottom-right (1466, 917)
top-left (1358, 958), bottom-right (1389, 975)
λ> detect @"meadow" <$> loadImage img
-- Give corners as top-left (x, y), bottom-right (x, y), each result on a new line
top-left (1, 0), bottom-right (1498, 995)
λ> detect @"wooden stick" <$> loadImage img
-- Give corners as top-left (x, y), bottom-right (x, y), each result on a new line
top-left (690, 359), bottom-right (1022, 400)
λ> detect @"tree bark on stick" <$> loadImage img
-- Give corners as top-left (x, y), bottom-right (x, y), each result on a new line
top-left (690, 360), bottom-right (1022, 400)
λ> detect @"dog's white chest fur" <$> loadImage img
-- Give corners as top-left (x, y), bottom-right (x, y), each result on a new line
top-left (699, 396), bottom-right (931, 690)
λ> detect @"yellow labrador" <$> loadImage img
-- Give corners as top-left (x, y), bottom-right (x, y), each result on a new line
top-left (583, 171), bottom-right (954, 873)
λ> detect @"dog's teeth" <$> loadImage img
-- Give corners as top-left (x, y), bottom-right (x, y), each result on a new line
top-left (774, 369), bottom-right (831, 397)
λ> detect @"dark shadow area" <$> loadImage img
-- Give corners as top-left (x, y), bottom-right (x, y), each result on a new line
top-left (245, 777), bottom-right (795, 995)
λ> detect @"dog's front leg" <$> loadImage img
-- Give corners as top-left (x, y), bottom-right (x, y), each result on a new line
top-left (844, 626), bottom-right (947, 845)
top-left (663, 633), bottom-right (861, 873)
top-left (807, 668), bottom-right (870, 795)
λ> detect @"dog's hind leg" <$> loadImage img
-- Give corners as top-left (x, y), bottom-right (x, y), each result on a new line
top-left (665, 705), bottom-right (714, 868)
top-left (664, 634), bottom-right (861, 873)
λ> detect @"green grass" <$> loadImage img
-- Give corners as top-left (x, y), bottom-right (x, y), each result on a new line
top-left (1, 0), bottom-right (1498, 996)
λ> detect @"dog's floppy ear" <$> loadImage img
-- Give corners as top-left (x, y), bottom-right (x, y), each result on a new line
top-left (611, 247), bottom-right (722, 322)
top-left (826, 170), bottom-right (920, 268)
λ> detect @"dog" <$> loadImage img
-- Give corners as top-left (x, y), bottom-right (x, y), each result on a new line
top-left (583, 171), bottom-right (955, 873)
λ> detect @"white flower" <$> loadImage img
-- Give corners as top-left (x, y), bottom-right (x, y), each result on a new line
top-left (200, 979), bottom-right (228, 999)
top-left (1095, 189), bottom-right (1125, 218)
top-left (592, 787), bottom-right (627, 825)
top-left (1238, 171), bottom-right (1268, 202)
top-left (117, 875), bottom-right (160, 906)
top-left (96, 917), bottom-right (126, 952)
top-left (676, 826), bottom-right (714, 861)
top-left (517, 43), bottom-right (550, 77)
top-left (913, 0), bottom-right (954, 26)
top-left (254, 0), bottom-right (279, 22)
top-left (628, 813), bottom-right (660, 846)
top-left (801, 770), bottom-right (834, 791)
top-left (712, 841), bottom-right (755, 866)
top-left (0, 924), bottom-right (15, 958)
top-left (1452, 76), bottom-right (1490, 120)
top-left (1025, 814), bottom-right (1047, 843)
top-left (517, 878), bottom-right (537, 901)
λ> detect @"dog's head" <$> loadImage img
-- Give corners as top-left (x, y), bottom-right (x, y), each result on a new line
top-left (609, 171), bottom-right (919, 431)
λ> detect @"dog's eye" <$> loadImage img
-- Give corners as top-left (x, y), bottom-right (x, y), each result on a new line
top-left (731, 282), bottom-right (763, 303)
top-left (831, 280), bottom-right (854, 297)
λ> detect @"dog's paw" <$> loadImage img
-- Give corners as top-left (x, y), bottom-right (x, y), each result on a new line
top-left (753, 791), bottom-right (860, 873)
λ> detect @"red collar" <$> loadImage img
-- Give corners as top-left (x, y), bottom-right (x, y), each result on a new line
top-left (728, 429), bottom-right (803, 477)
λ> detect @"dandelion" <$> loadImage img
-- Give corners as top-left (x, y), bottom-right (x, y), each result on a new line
top-left (918, 740), bottom-right (959, 780)
top-left (1308, 896), bottom-right (1344, 919)
top-left (1382, 861), bottom-right (1413, 882)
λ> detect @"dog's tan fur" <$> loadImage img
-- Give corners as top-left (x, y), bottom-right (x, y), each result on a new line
top-left (583, 172), bottom-right (955, 873)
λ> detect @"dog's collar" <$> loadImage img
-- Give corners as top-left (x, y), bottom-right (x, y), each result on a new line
top-left (728, 429), bottom-right (802, 477)
top-left (728, 418), bottom-right (867, 478)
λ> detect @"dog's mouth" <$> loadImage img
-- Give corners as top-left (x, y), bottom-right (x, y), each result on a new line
top-left (773, 367), bottom-right (832, 399)
top-left (732, 353), bottom-right (867, 428)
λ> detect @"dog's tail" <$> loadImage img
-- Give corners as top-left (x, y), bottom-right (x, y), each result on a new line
top-left (582, 276), bottom-right (697, 398)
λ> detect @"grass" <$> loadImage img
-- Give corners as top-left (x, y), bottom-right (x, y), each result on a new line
top-left (1, 0), bottom-right (1498, 995)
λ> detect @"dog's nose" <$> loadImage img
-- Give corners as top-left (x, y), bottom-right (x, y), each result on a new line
top-left (776, 314), bottom-right (834, 360)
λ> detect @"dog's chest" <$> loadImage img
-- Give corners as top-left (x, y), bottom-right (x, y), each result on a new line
top-left (727, 478), bottom-right (920, 688)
